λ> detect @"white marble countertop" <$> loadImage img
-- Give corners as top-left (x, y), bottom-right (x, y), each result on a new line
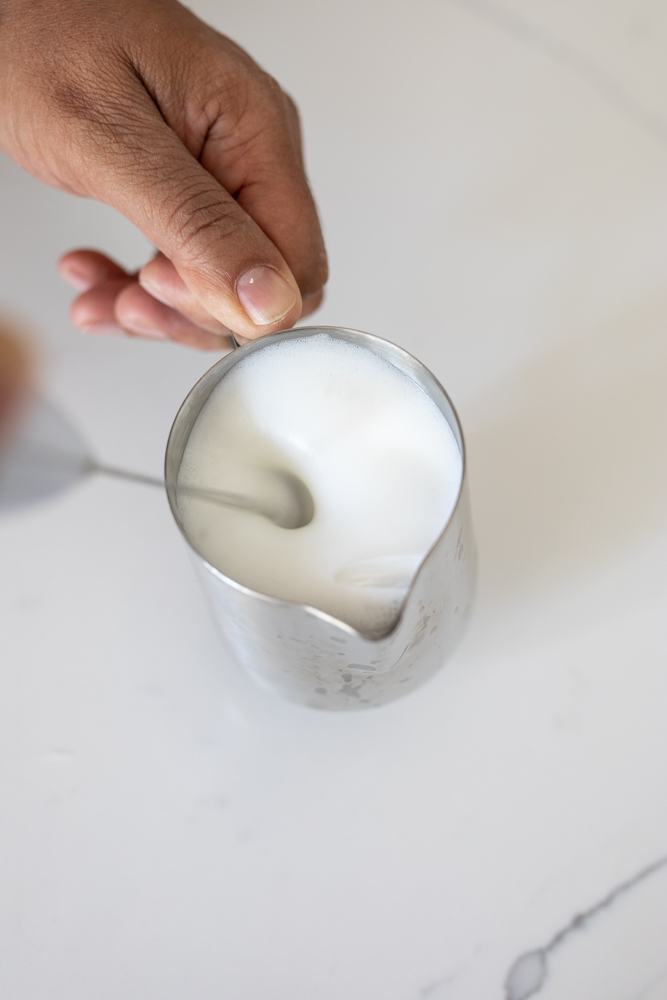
top-left (1, 1), bottom-right (666, 997)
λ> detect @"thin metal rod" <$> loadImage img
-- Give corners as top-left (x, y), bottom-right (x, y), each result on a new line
top-left (92, 461), bottom-right (279, 522)
top-left (92, 462), bottom-right (165, 489)
top-left (92, 449), bottom-right (312, 529)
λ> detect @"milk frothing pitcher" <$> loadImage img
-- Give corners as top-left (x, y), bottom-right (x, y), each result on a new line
top-left (165, 327), bottom-right (476, 710)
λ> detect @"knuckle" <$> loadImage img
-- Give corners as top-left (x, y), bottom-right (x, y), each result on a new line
top-left (193, 59), bottom-right (292, 165)
top-left (167, 183), bottom-right (245, 259)
top-left (258, 71), bottom-right (284, 104)
top-left (236, 68), bottom-right (286, 129)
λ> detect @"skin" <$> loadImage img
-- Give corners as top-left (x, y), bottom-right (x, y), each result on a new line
top-left (0, 0), bottom-right (328, 350)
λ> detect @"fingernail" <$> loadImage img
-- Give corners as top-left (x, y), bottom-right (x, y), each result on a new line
top-left (61, 265), bottom-right (94, 291)
top-left (237, 267), bottom-right (297, 326)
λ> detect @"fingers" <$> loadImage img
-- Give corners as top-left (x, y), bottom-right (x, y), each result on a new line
top-left (81, 102), bottom-right (304, 340)
top-left (1, 0), bottom-right (327, 350)
top-left (61, 248), bottom-right (323, 345)
top-left (139, 254), bottom-right (229, 334)
top-left (69, 277), bottom-right (135, 336)
top-left (131, 79), bottom-right (327, 335)
top-left (115, 284), bottom-right (232, 351)
top-left (140, 253), bottom-right (324, 334)
top-left (84, 28), bottom-right (325, 338)
top-left (197, 72), bottom-right (328, 306)
top-left (60, 250), bottom-right (134, 336)
top-left (50, 8), bottom-right (329, 345)
top-left (60, 250), bottom-right (231, 349)
top-left (58, 250), bottom-right (129, 291)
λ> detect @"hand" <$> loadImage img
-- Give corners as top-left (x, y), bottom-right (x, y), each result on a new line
top-left (0, 0), bottom-right (328, 349)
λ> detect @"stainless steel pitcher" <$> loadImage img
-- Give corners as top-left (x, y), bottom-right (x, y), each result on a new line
top-left (165, 327), bottom-right (476, 710)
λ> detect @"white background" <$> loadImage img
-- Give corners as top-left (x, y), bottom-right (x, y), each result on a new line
top-left (1, 1), bottom-right (666, 997)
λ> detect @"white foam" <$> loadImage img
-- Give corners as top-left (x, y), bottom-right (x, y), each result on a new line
top-left (177, 334), bottom-right (462, 635)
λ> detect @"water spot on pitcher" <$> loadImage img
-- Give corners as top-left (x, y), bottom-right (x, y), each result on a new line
top-left (430, 625), bottom-right (437, 634)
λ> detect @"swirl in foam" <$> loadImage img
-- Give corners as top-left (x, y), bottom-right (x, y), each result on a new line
top-left (177, 334), bottom-right (462, 635)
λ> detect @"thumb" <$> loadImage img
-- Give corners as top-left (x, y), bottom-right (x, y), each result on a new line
top-left (87, 113), bottom-right (302, 339)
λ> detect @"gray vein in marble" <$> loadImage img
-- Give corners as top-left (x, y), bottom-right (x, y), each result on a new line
top-left (504, 853), bottom-right (667, 1000)
top-left (420, 979), bottom-right (445, 998)
top-left (447, 0), bottom-right (667, 146)
top-left (419, 973), bottom-right (457, 997)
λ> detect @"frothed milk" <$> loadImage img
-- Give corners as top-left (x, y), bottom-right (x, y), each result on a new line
top-left (177, 334), bottom-right (462, 636)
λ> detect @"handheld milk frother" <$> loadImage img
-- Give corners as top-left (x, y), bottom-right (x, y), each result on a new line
top-left (91, 461), bottom-right (314, 529)
top-left (0, 327), bottom-right (476, 710)
top-left (0, 392), bottom-right (314, 529)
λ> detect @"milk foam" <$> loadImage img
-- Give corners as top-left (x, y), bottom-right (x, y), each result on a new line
top-left (177, 334), bottom-right (462, 635)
